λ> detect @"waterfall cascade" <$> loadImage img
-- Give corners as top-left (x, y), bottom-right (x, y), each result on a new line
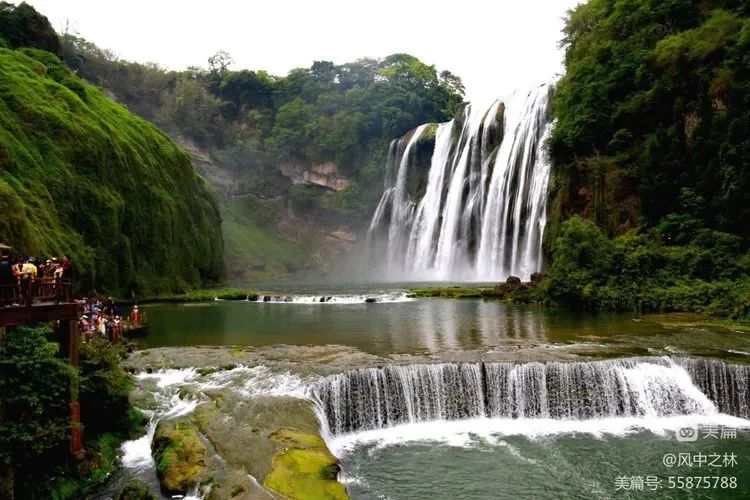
top-left (313, 357), bottom-right (750, 435)
top-left (366, 84), bottom-right (554, 281)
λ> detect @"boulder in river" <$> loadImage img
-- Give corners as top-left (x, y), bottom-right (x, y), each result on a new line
top-left (152, 419), bottom-right (207, 496)
top-left (506, 276), bottom-right (522, 287)
top-left (264, 428), bottom-right (348, 499)
top-left (530, 272), bottom-right (546, 284)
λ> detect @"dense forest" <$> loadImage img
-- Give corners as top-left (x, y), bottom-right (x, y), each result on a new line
top-left (545, 0), bottom-right (750, 317)
top-left (61, 38), bottom-right (463, 183)
top-left (0, 326), bottom-right (141, 499)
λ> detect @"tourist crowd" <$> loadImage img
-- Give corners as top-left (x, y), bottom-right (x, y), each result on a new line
top-left (0, 252), bottom-right (72, 281)
top-left (79, 298), bottom-right (144, 343)
top-left (0, 244), bottom-right (73, 305)
top-left (1, 244), bottom-right (144, 344)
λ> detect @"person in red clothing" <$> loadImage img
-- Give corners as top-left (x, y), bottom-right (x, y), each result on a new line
top-left (129, 305), bottom-right (140, 326)
top-left (113, 316), bottom-right (122, 342)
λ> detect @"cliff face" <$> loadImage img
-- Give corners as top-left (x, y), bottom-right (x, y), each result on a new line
top-left (0, 48), bottom-right (224, 295)
top-left (545, 156), bottom-right (642, 253)
top-left (279, 161), bottom-right (352, 191)
top-left (167, 134), bottom-right (356, 282)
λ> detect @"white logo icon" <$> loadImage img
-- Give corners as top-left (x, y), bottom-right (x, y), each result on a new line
top-left (676, 426), bottom-right (699, 442)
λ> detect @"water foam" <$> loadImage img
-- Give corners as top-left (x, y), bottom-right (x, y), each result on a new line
top-left (327, 414), bottom-right (750, 456)
top-left (136, 367), bottom-right (199, 388)
top-left (252, 292), bottom-right (413, 304)
top-left (120, 421), bottom-right (157, 470)
top-left (121, 369), bottom-right (202, 471)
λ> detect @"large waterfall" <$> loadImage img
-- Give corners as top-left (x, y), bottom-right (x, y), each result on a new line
top-left (366, 84), bottom-right (554, 281)
top-left (313, 357), bottom-right (750, 435)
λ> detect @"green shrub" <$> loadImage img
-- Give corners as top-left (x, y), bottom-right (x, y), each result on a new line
top-left (543, 217), bottom-right (750, 316)
top-left (0, 325), bottom-right (140, 498)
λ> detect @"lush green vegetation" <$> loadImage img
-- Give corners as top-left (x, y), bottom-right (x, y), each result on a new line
top-left (0, 44), bottom-right (224, 295)
top-left (0, 2), bottom-right (61, 57)
top-left (61, 32), bottom-right (465, 279)
top-left (550, 0), bottom-right (749, 236)
top-left (221, 198), bottom-right (311, 282)
top-left (0, 326), bottom-right (143, 499)
top-left (61, 42), bottom-right (463, 180)
top-left (543, 217), bottom-right (750, 317)
top-left (544, 0), bottom-right (750, 318)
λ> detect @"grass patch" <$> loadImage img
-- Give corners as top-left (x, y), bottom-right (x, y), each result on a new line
top-left (409, 286), bottom-right (498, 299)
top-left (48, 431), bottom-right (131, 499)
top-left (409, 282), bottom-right (544, 303)
top-left (644, 313), bottom-right (750, 334)
top-left (136, 287), bottom-right (260, 303)
top-left (221, 198), bottom-right (311, 282)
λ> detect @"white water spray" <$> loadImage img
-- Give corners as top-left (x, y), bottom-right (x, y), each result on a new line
top-left (366, 84), bottom-right (554, 281)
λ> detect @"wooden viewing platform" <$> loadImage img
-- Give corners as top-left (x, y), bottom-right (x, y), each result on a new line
top-left (0, 278), bottom-right (84, 458)
top-left (0, 278), bottom-right (77, 326)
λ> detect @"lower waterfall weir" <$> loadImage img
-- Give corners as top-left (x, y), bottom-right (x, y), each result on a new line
top-left (312, 357), bottom-right (750, 435)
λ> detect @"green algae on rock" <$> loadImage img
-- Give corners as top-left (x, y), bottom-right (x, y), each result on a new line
top-left (152, 420), bottom-right (208, 495)
top-left (264, 428), bottom-right (348, 500)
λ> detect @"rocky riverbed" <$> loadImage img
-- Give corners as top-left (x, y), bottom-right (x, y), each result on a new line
top-left (115, 314), bottom-right (750, 500)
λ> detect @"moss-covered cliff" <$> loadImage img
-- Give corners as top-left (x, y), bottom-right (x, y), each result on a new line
top-left (0, 47), bottom-right (223, 295)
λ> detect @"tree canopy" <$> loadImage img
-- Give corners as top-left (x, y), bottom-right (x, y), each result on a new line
top-left (550, 0), bottom-right (750, 237)
top-left (543, 0), bottom-right (750, 316)
top-left (0, 1), bottom-right (61, 57)
top-left (61, 37), bottom-right (464, 180)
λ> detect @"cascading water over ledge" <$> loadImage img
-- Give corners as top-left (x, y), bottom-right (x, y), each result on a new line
top-left (312, 357), bottom-right (750, 435)
top-left (365, 84), bottom-right (554, 281)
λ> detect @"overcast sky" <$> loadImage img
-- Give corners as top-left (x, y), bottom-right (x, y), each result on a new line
top-left (23, 0), bottom-right (582, 104)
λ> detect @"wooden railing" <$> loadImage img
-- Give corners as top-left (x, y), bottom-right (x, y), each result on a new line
top-left (0, 277), bottom-right (73, 307)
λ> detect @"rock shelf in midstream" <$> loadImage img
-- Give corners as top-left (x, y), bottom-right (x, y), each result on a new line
top-left (126, 349), bottom-right (352, 499)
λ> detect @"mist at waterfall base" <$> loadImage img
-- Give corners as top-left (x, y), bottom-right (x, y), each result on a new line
top-left (362, 84), bottom-right (553, 283)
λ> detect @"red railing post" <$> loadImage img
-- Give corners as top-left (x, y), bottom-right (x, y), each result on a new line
top-left (62, 319), bottom-right (84, 458)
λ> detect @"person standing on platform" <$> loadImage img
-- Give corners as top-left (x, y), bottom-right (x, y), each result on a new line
top-left (130, 305), bottom-right (140, 327)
